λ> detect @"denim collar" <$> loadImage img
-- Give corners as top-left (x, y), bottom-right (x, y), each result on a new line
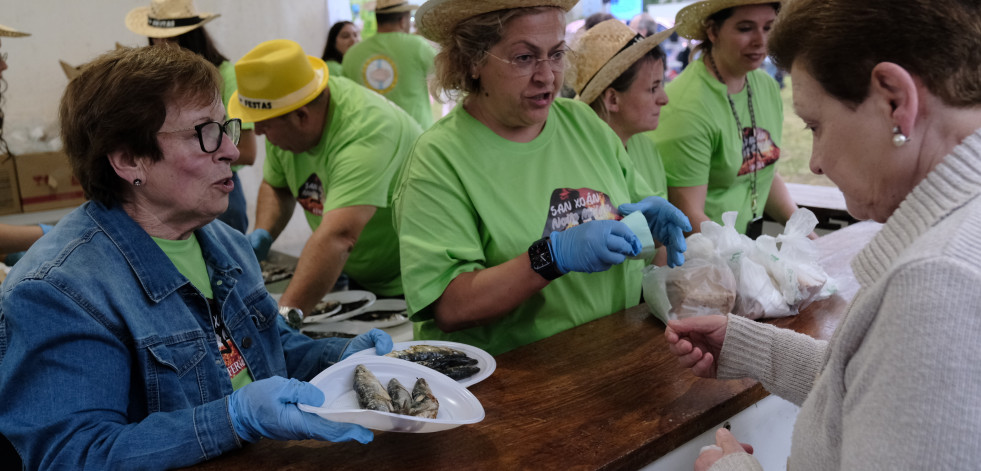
top-left (84, 201), bottom-right (243, 303)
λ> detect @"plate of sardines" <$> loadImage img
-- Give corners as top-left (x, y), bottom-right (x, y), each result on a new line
top-left (352, 340), bottom-right (496, 388)
top-left (298, 355), bottom-right (484, 433)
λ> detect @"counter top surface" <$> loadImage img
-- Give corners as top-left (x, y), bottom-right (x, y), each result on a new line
top-left (188, 221), bottom-right (881, 471)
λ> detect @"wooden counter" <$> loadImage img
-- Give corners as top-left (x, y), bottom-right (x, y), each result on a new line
top-left (188, 221), bottom-right (882, 471)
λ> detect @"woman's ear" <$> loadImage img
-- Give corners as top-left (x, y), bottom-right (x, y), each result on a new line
top-left (602, 88), bottom-right (620, 113)
top-left (107, 148), bottom-right (144, 185)
top-left (869, 62), bottom-right (919, 136)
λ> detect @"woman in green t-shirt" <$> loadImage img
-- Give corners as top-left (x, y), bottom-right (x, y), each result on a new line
top-left (651, 0), bottom-right (808, 238)
top-left (571, 19), bottom-right (677, 265)
top-left (395, 0), bottom-right (690, 355)
top-left (321, 21), bottom-right (360, 79)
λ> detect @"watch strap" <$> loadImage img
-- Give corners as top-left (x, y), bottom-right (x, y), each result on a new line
top-left (278, 305), bottom-right (304, 329)
top-left (529, 237), bottom-right (563, 281)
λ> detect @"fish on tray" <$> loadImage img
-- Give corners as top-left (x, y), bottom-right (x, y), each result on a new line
top-left (354, 364), bottom-right (393, 412)
top-left (386, 345), bottom-right (481, 381)
top-left (353, 365), bottom-right (440, 418)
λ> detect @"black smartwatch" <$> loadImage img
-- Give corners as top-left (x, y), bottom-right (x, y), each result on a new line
top-left (528, 236), bottom-right (563, 281)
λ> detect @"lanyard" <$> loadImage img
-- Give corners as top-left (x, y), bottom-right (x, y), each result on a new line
top-left (706, 53), bottom-right (761, 220)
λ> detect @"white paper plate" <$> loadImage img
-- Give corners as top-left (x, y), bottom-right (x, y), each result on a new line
top-left (354, 340), bottom-right (495, 388)
top-left (298, 356), bottom-right (485, 433)
top-left (338, 298), bottom-right (408, 326)
top-left (309, 290), bottom-right (377, 323)
top-left (270, 290), bottom-right (376, 324)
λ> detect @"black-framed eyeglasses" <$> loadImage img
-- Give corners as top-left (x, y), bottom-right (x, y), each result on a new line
top-left (158, 118), bottom-right (242, 153)
top-left (484, 48), bottom-right (569, 76)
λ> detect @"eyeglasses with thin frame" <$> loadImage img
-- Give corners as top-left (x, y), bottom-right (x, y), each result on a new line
top-left (484, 48), bottom-right (569, 76)
top-left (158, 118), bottom-right (242, 153)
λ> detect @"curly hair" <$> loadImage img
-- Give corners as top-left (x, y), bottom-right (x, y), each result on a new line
top-left (430, 6), bottom-right (562, 103)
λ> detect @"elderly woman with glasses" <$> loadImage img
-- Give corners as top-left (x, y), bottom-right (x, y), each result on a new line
top-left (394, 0), bottom-right (690, 355)
top-left (0, 46), bottom-right (392, 469)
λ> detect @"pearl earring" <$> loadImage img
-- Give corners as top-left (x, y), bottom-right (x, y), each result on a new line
top-left (892, 126), bottom-right (908, 147)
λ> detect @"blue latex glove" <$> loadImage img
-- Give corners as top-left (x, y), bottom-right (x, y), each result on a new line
top-left (228, 376), bottom-right (373, 443)
top-left (341, 328), bottom-right (394, 360)
top-left (549, 220), bottom-right (641, 274)
top-left (247, 229), bottom-right (273, 261)
top-left (618, 196), bottom-right (692, 268)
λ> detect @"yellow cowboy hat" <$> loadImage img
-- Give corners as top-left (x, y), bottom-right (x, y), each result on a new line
top-left (228, 39), bottom-right (330, 123)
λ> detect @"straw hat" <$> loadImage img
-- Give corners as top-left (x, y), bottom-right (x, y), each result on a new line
top-left (571, 20), bottom-right (676, 104)
top-left (675, 0), bottom-right (782, 41)
top-left (415, 0), bottom-right (578, 43)
top-left (375, 0), bottom-right (419, 13)
top-left (59, 60), bottom-right (82, 80)
top-left (125, 0), bottom-right (219, 38)
top-left (228, 39), bottom-right (330, 123)
top-left (0, 23), bottom-right (30, 37)
top-left (60, 45), bottom-right (128, 81)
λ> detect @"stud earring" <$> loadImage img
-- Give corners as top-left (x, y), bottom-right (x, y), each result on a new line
top-left (133, 178), bottom-right (143, 186)
top-left (892, 126), bottom-right (908, 147)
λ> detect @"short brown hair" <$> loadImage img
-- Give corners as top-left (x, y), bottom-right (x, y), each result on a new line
top-left (769, 0), bottom-right (981, 109)
top-left (59, 46), bottom-right (222, 206)
top-left (430, 6), bottom-right (562, 102)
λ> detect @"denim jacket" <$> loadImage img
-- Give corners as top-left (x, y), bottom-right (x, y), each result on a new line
top-left (0, 202), bottom-right (353, 470)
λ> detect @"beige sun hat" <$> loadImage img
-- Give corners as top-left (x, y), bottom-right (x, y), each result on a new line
top-left (60, 44), bottom-right (128, 81)
top-left (125, 0), bottom-right (219, 39)
top-left (675, 0), bottom-right (781, 41)
top-left (571, 20), bottom-right (676, 104)
top-left (415, 0), bottom-right (578, 43)
top-left (0, 23), bottom-right (30, 37)
top-left (59, 60), bottom-right (82, 80)
top-left (375, 0), bottom-right (420, 13)
top-left (228, 39), bottom-right (330, 123)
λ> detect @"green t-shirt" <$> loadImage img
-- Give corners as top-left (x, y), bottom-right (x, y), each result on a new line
top-left (153, 234), bottom-right (253, 390)
top-left (218, 61), bottom-right (255, 172)
top-left (648, 58), bottom-right (783, 233)
top-left (627, 133), bottom-right (668, 200)
top-left (326, 59), bottom-right (343, 80)
top-left (394, 98), bottom-right (654, 355)
top-left (264, 76), bottom-right (422, 296)
top-left (341, 32), bottom-right (437, 129)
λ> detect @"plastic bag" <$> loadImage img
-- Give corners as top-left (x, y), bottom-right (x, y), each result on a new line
top-left (643, 209), bottom-right (835, 322)
top-left (643, 232), bottom-right (737, 324)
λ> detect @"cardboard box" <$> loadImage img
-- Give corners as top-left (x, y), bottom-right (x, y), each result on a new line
top-left (14, 151), bottom-right (86, 212)
top-left (0, 155), bottom-right (22, 215)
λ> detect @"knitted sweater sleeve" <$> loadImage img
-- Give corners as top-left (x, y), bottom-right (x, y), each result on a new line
top-left (716, 314), bottom-right (827, 406)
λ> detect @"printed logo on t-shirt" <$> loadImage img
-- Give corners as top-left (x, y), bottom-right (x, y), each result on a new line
top-left (736, 127), bottom-right (780, 176)
top-left (209, 303), bottom-right (250, 383)
top-left (297, 174), bottom-right (325, 216)
top-left (361, 55), bottom-right (398, 94)
top-left (541, 187), bottom-right (620, 238)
